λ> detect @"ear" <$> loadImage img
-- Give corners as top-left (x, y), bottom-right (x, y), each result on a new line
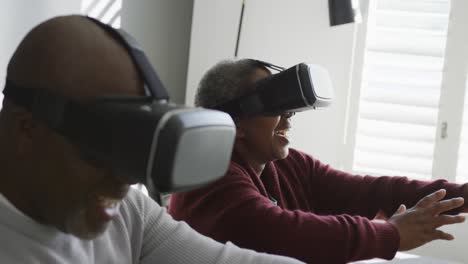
top-left (235, 121), bottom-right (246, 139)
top-left (13, 111), bottom-right (35, 156)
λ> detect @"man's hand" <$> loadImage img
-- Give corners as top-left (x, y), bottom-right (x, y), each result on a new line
top-left (387, 189), bottom-right (465, 251)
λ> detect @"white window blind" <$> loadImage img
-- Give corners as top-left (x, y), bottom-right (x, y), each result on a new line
top-left (352, 0), bottom-right (451, 180)
top-left (81, 0), bottom-right (122, 28)
top-left (456, 77), bottom-right (468, 182)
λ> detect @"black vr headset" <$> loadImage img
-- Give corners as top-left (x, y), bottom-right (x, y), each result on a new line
top-left (2, 17), bottom-right (236, 196)
top-left (215, 60), bottom-right (334, 118)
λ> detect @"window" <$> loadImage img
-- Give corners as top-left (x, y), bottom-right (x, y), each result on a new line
top-left (348, 0), bottom-right (468, 181)
top-left (456, 78), bottom-right (468, 182)
top-left (81, 0), bottom-right (122, 28)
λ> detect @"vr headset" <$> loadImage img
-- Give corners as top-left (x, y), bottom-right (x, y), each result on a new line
top-left (2, 17), bottom-right (236, 196)
top-left (215, 60), bottom-right (334, 118)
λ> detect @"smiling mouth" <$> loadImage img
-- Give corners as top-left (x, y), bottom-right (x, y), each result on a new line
top-left (97, 197), bottom-right (121, 208)
top-left (96, 196), bottom-right (123, 218)
top-left (275, 128), bottom-right (290, 138)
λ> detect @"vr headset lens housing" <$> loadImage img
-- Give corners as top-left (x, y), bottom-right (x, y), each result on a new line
top-left (53, 97), bottom-right (235, 192)
top-left (2, 18), bottom-right (236, 195)
top-left (216, 61), bottom-right (334, 117)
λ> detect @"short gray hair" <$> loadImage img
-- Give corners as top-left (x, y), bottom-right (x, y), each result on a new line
top-left (195, 59), bottom-right (269, 108)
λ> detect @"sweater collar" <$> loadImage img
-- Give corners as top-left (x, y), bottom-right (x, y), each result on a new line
top-left (0, 192), bottom-right (28, 218)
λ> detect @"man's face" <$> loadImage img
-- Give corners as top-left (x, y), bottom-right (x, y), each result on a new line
top-left (3, 16), bottom-right (144, 240)
top-left (20, 77), bottom-right (143, 239)
top-left (26, 121), bottom-right (129, 239)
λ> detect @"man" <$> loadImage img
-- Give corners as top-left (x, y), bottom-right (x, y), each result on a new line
top-left (0, 16), bottom-right (304, 263)
top-left (169, 59), bottom-right (468, 263)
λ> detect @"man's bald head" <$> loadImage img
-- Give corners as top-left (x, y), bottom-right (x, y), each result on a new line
top-left (0, 16), bottom-right (147, 239)
top-left (6, 15), bottom-right (143, 100)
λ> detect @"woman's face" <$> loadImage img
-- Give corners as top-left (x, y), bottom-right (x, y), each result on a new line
top-left (235, 67), bottom-right (293, 164)
top-left (236, 113), bottom-right (293, 164)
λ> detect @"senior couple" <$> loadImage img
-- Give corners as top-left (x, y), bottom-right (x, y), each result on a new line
top-left (1, 15), bottom-right (466, 264)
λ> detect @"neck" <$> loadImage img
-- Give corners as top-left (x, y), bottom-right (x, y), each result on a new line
top-left (234, 144), bottom-right (267, 175)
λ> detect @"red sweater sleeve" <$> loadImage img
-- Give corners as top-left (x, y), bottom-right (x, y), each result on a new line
top-left (304, 152), bottom-right (466, 218)
top-left (169, 165), bottom-right (399, 263)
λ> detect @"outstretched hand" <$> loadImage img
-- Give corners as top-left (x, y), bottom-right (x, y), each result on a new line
top-left (387, 189), bottom-right (465, 251)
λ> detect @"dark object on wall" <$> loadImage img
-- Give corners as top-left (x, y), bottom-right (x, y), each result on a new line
top-left (329, 0), bottom-right (356, 26)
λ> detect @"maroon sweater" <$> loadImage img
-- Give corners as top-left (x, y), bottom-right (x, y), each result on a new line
top-left (169, 149), bottom-right (465, 263)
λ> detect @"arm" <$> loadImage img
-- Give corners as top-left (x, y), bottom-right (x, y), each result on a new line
top-left (301, 153), bottom-right (465, 253)
top-left (170, 172), bottom-right (400, 264)
top-left (133, 191), bottom-right (304, 264)
top-left (304, 153), bottom-right (466, 218)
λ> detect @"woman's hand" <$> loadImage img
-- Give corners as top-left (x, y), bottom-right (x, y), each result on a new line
top-left (387, 189), bottom-right (465, 251)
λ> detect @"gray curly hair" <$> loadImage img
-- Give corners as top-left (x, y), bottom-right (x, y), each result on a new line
top-left (195, 59), bottom-right (270, 109)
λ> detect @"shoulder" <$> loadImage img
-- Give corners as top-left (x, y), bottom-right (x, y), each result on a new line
top-left (274, 148), bottom-right (331, 178)
top-left (286, 148), bottom-right (312, 161)
top-left (216, 160), bottom-right (257, 185)
top-left (229, 159), bottom-right (250, 174)
top-left (170, 161), bottom-right (262, 213)
top-left (276, 148), bottom-right (315, 168)
top-left (122, 187), bottom-right (153, 212)
top-left (119, 188), bottom-right (162, 227)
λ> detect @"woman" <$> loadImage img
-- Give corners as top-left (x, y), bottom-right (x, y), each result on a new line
top-left (169, 59), bottom-right (467, 264)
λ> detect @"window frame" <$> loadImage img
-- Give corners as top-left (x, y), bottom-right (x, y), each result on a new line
top-left (344, 0), bottom-right (468, 182)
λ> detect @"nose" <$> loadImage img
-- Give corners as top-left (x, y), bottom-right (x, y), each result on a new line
top-left (281, 112), bottom-right (295, 119)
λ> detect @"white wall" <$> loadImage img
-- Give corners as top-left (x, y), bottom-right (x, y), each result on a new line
top-left (185, 0), bottom-right (244, 106)
top-left (0, 0), bottom-right (81, 106)
top-left (121, 0), bottom-right (193, 104)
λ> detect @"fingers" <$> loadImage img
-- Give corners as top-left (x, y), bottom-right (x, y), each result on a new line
top-left (395, 204), bottom-right (406, 214)
top-left (431, 229), bottom-right (454, 241)
top-left (429, 197), bottom-right (464, 216)
top-left (388, 190), bottom-right (465, 251)
top-left (415, 189), bottom-right (446, 208)
top-left (432, 214), bottom-right (466, 229)
top-left (374, 210), bottom-right (388, 221)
